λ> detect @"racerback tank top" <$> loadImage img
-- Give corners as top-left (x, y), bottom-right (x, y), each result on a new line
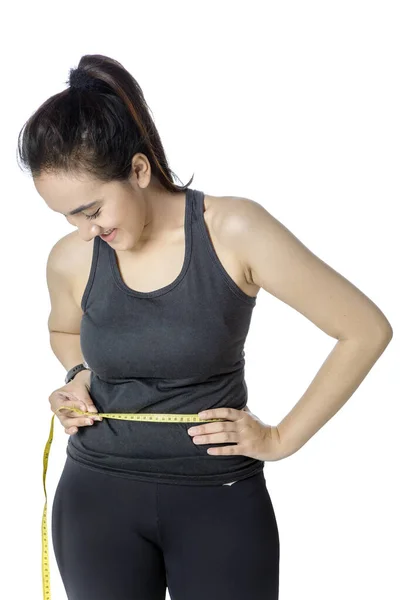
top-left (67, 188), bottom-right (265, 486)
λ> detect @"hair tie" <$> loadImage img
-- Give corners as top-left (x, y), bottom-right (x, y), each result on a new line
top-left (68, 67), bottom-right (105, 92)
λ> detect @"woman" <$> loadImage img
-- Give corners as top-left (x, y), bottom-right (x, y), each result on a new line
top-left (17, 54), bottom-right (393, 600)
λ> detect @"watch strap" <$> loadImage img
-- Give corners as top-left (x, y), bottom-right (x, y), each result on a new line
top-left (65, 361), bottom-right (90, 385)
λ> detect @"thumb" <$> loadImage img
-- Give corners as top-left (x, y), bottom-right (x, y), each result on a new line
top-left (81, 394), bottom-right (99, 413)
top-left (67, 387), bottom-right (98, 414)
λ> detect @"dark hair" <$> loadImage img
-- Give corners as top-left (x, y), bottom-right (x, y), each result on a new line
top-left (16, 54), bottom-right (194, 193)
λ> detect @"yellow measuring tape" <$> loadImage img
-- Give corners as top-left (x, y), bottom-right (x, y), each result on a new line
top-left (42, 406), bottom-right (223, 600)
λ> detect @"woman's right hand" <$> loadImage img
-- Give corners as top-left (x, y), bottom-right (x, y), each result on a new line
top-left (48, 370), bottom-right (103, 435)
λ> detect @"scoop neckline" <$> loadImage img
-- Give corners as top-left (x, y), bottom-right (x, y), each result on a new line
top-left (106, 188), bottom-right (193, 298)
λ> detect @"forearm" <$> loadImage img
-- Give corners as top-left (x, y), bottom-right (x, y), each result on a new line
top-left (276, 332), bottom-right (392, 459)
top-left (49, 331), bottom-right (91, 387)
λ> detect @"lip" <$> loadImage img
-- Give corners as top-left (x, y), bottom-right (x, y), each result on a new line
top-left (100, 228), bottom-right (117, 242)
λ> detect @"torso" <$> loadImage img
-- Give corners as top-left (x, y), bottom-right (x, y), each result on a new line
top-left (70, 193), bottom-right (260, 311)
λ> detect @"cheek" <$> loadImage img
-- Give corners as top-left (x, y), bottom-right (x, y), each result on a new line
top-left (118, 206), bottom-right (139, 230)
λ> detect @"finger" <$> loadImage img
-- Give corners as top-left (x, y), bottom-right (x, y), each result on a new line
top-left (55, 405), bottom-right (87, 418)
top-left (198, 407), bottom-right (242, 421)
top-left (64, 425), bottom-right (86, 435)
top-left (207, 444), bottom-right (238, 455)
top-left (192, 431), bottom-right (240, 446)
top-left (55, 405), bottom-right (102, 424)
top-left (56, 404), bottom-right (100, 419)
top-left (69, 396), bottom-right (99, 414)
top-left (50, 399), bottom-right (85, 415)
top-left (65, 426), bottom-right (78, 435)
top-left (188, 421), bottom-right (236, 436)
top-left (50, 392), bottom-right (97, 412)
top-left (59, 416), bottom-right (96, 429)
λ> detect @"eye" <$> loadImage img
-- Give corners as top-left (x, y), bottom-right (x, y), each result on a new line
top-left (84, 208), bottom-right (102, 220)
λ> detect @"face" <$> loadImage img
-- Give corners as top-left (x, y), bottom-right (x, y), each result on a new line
top-left (33, 154), bottom-right (164, 250)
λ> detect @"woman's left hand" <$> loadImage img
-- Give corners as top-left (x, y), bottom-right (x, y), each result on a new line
top-left (188, 406), bottom-right (283, 461)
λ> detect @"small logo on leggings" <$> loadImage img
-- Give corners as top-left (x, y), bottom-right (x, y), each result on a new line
top-left (223, 480), bottom-right (237, 486)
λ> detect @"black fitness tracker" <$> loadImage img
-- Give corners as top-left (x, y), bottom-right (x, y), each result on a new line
top-left (65, 360), bottom-right (90, 385)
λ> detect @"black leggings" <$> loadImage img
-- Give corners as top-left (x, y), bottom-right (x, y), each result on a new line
top-left (52, 456), bottom-right (280, 599)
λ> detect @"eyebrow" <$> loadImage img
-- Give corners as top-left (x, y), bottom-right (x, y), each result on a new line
top-left (63, 200), bottom-right (101, 217)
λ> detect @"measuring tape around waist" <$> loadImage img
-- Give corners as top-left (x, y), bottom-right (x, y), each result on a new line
top-left (42, 406), bottom-right (223, 600)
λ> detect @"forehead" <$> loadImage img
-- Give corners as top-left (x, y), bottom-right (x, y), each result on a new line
top-left (33, 173), bottom-right (102, 214)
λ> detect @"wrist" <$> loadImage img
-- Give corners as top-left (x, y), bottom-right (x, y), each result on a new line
top-left (70, 368), bottom-right (91, 387)
top-left (260, 425), bottom-right (298, 462)
top-left (259, 425), bottom-right (285, 462)
top-left (272, 427), bottom-right (301, 461)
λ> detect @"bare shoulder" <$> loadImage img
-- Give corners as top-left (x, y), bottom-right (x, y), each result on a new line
top-left (211, 195), bottom-right (271, 235)
top-left (47, 230), bottom-right (93, 307)
top-left (48, 230), bottom-right (92, 274)
top-left (211, 194), bottom-right (291, 279)
top-left (206, 194), bottom-right (264, 292)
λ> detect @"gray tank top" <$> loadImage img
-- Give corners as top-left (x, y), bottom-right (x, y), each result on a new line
top-left (67, 188), bottom-right (264, 486)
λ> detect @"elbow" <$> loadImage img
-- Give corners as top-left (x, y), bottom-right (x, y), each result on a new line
top-left (365, 304), bottom-right (394, 344)
top-left (364, 310), bottom-right (394, 344)
top-left (375, 317), bottom-right (394, 343)
top-left (343, 319), bottom-right (393, 348)
top-left (381, 325), bottom-right (393, 348)
top-left (367, 320), bottom-right (393, 351)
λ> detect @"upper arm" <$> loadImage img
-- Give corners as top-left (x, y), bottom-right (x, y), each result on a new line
top-left (46, 233), bottom-right (83, 335)
top-left (222, 198), bottom-right (393, 341)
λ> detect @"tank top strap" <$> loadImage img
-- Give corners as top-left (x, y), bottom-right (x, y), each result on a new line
top-left (81, 233), bottom-right (113, 313)
top-left (190, 188), bottom-right (256, 306)
top-left (191, 187), bottom-right (205, 219)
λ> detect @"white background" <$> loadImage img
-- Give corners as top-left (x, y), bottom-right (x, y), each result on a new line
top-left (2, 1), bottom-right (399, 598)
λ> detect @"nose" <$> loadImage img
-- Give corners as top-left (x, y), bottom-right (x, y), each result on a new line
top-left (78, 223), bottom-right (100, 242)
